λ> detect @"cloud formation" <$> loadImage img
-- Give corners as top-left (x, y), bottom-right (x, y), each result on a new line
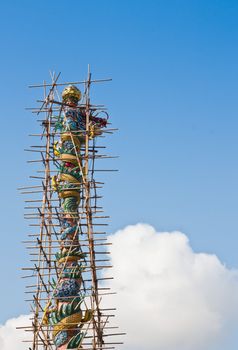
top-left (0, 314), bottom-right (31, 350)
top-left (103, 223), bottom-right (238, 350)
top-left (1, 224), bottom-right (238, 350)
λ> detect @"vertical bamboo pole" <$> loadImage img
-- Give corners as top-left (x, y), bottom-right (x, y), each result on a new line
top-left (32, 80), bottom-right (54, 350)
top-left (84, 66), bottom-right (103, 349)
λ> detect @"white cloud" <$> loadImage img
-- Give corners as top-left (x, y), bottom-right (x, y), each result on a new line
top-left (1, 224), bottom-right (238, 350)
top-left (102, 223), bottom-right (238, 350)
top-left (0, 314), bottom-right (32, 350)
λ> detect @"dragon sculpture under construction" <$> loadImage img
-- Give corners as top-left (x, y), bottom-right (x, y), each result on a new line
top-left (42, 85), bottom-right (108, 350)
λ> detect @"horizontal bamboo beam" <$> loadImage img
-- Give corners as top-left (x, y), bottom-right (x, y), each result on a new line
top-left (29, 78), bottom-right (112, 88)
top-left (27, 231), bottom-right (107, 237)
top-left (22, 267), bottom-right (112, 278)
top-left (28, 223), bottom-right (108, 227)
top-left (25, 242), bottom-right (112, 249)
top-left (22, 238), bottom-right (108, 244)
top-left (24, 292), bottom-right (117, 300)
top-left (21, 326), bottom-right (119, 332)
top-left (29, 128), bottom-right (117, 137)
top-left (29, 250), bottom-right (111, 256)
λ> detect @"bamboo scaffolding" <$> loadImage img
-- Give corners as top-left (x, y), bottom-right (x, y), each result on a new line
top-left (21, 71), bottom-right (123, 350)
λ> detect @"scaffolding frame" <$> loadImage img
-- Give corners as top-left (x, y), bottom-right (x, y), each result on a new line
top-left (19, 69), bottom-right (124, 350)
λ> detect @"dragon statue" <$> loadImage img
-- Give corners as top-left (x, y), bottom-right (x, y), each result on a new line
top-left (42, 85), bottom-right (108, 350)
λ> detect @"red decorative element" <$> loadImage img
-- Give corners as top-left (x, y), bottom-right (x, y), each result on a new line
top-left (90, 115), bottom-right (108, 128)
top-left (65, 162), bottom-right (74, 168)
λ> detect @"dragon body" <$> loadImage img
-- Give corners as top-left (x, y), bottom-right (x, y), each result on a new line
top-left (43, 85), bottom-right (107, 350)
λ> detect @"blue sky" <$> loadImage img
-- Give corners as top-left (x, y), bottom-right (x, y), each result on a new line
top-left (0, 0), bottom-right (238, 347)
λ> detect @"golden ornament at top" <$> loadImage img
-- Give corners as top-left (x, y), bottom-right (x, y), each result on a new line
top-left (62, 84), bottom-right (81, 102)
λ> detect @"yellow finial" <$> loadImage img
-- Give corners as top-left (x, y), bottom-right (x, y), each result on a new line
top-left (62, 85), bottom-right (81, 102)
